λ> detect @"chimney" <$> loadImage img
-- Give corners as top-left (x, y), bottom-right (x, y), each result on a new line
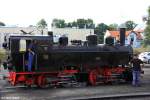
top-left (119, 24), bottom-right (126, 45)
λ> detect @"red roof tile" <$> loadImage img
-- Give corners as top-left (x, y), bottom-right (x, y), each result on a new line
top-left (107, 30), bottom-right (143, 40)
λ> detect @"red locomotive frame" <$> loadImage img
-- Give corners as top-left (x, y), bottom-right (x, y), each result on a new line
top-left (7, 66), bottom-right (129, 87)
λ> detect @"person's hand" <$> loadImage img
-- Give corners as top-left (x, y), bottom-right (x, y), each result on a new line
top-left (141, 70), bottom-right (144, 74)
top-left (128, 62), bottom-right (132, 68)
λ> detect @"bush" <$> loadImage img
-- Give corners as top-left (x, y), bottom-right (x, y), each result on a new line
top-left (0, 50), bottom-right (6, 62)
top-left (133, 46), bottom-right (150, 54)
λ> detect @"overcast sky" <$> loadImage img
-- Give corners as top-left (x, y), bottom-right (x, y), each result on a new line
top-left (0, 0), bottom-right (149, 29)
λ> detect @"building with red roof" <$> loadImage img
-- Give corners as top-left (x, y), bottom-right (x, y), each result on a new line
top-left (104, 30), bottom-right (143, 48)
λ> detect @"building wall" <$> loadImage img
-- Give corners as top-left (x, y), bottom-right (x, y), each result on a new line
top-left (0, 27), bottom-right (48, 35)
top-left (52, 28), bottom-right (94, 44)
top-left (0, 27), bottom-right (48, 49)
top-left (126, 32), bottom-right (142, 48)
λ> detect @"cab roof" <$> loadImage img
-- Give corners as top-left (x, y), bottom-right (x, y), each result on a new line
top-left (9, 34), bottom-right (53, 40)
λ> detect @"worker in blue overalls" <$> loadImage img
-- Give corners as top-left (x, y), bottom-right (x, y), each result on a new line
top-left (28, 40), bottom-right (37, 72)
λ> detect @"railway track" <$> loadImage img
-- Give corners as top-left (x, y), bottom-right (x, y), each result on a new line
top-left (1, 84), bottom-right (150, 100)
top-left (72, 92), bottom-right (150, 100)
top-left (1, 67), bottom-right (150, 100)
top-left (1, 85), bottom-right (150, 100)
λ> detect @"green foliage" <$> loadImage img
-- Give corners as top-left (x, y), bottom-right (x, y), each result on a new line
top-left (85, 19), bottom-right (95, 29)
top-left (94, 29), bottom-right (104, 44)
top-left (72, 21), bottom-right (77, 27)
top-left (59, 20), bottom-right (66, 28)
top-left (0, 50), bottom-right (6, 62)
top-left (52, 19), bottom-right (59, 27)
top-left (95, 23), bottom-right (109, 33)
top-left (133, 46), bottom-right (150, 54)
top-left (0, 21), bottom-right (5, 26)
top-left (94, 23), bottom-right (109, 44)
top-left (108, 23), bottom-right (118, 31)
top-left (76, 18), bottom-right (95, 29)
top-left (37, 19), bottom-right (47, 29)
top-left (52, 18), bottom-right (94, 29)
top-left (77, 19), bottom-right (86, 28)
top-left (66, 22), bottom-right (72, 27)
top-left (52, 19), bottom-right (66, 28)
top-left (144, 26), bottom-right (150, 45)
top-left (36, 19), bottom-right (47, 35)
top-left (144, 6), bottom-right (150, 46)
top-left (125, 20), bottom-right (137, 30)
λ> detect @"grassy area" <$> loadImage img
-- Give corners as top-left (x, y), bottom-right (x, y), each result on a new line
top-left (133, 46), bottom-right (150, 54)
top-left (0, 49), bottom-right (6, 62)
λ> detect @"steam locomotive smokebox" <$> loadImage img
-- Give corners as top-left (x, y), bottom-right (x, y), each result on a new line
top-left (59, 36), bottom-right (68, 46)
top-left (86, 35), bottom-right (98, 46)
top-left (105, 37), bottom-right (114, 45)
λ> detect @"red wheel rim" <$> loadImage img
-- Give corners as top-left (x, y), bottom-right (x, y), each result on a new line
top-left (89, 70), bottom-right (98, 86)
top-left (38, 75), bottom-right (46, 88)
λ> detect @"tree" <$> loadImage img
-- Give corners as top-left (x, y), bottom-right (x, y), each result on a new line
top-left (95, 23), bottom-right (109, 43)
top-left (144, 6), bottom-right (150, 46)
top-left (66, 22), bottom-right (72, 28)
top-left (36, 19), bottom-right (47, 35)
top-left (76, 18), bottom-right (95, 29)
top-left (108, 23), bottom-right (118, 31)
top-left (125, 20), bottom-right (137, 30)
top-left (52, 19), bottom-right (66, 28)
top-left (96, 23), bottom-right (109, 33)
top-left (52, 19), bottom-right (59, 28)
top-left (59, 19), bottom-right (66, 28)
top-left (77, 19), bottom-right (86, 28)
top-left (51, 18), bottom-right (94, 29)
top-left (72, 21), bottom-right (77, 27)
top-left (86, 19), bottom-right (95, 29)
top-left (0, 21), bottom-right (5, 26)
top-left (37, 19), bottom-right (47, 29)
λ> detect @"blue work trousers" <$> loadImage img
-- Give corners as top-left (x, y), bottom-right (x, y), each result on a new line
top-left (132, 71), bottom-right (141, 86)
top-left (28, 52), bottom-right (34, 71)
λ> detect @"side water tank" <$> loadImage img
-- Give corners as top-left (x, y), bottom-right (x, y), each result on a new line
top-left (59, 36), bottom-right (68, 46)
top-left (86, 35), bottom-right (98, 46)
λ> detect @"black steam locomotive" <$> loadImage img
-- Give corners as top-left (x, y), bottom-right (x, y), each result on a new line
top-left (3, 28), bottom-right (133, 87)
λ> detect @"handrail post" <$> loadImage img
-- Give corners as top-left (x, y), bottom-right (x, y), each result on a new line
top-left (35, 54), bottom-right (37, 71)
top-left (23, 53), bottom-right (25, 71)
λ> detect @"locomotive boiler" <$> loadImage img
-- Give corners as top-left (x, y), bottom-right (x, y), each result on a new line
top-left (3, 28), bottom-right (133, 87)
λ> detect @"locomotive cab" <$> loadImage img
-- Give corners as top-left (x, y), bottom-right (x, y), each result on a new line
top-left (5, 35), bottom-right (53, 72)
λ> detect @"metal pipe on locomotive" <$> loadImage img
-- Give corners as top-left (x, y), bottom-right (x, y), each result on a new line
top-left (2, 28), bottom-right (133, 87)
